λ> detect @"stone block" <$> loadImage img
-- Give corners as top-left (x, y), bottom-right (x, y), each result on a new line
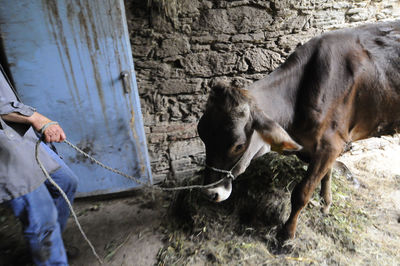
top-left (152, 173), bottom-right (168, 183)
top-left (169, 138), bottom-right (204, 160)
top-left (236, 57), bottom-right (249, 72)
top-left (231, 32), bottom-right (265, 43)
top-left (191, 35), bottom-right (215, 44)
top-left (191, 34), bottom-right (231, 44)
top-left (191, 44), bottom-right (211, 52)
top-left (169, 102), bottom-right (182, 121)
top-left (167, 123), bottom-right (198, 141)
top-left (158, 79), bottom-right (201, 95)
top-left (157, 36), bottom-right (190, 58)
top-left (179, 0), bottom-right (200, 15)
top-left (227, 6), bottom-right (273, 33)
top-left (142, 113), bottom-right (157, 126)
top-left (172, 168), bottom-right (201, 179)
top-left (152, 122), bottom-right (196, 133)
top-left (131, 44), bottom-right (154, 57)
top-left (251, 32), bottom-right (266, 43)
top-left (346, 7), bottom-right (370, 22)
top-left (171, 158), bottom-right (192, 172)
top-left (148, 133), bottom-right (167, 144)
top-left (277, 34), bottom-right (311, 51)
top-left (244, 48), bottom-right (282, 72)
top-left (153, 63), bottom-right (173, 79)
top-left (231, 34), bottom-right (253, 43)
top-left (195, 9), bottom-right (236, 34)
top-left (231, 77), bottom-right (253, 88)
top-left (226, 0), bottom-right (251, 8)
top-left (183, 52), bottom-right (238, 77)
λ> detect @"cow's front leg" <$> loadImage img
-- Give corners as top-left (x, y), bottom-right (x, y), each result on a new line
top-left (278, 143), bottom-right (341, 241)
top-left (320, 168), bottom-right (332, 215)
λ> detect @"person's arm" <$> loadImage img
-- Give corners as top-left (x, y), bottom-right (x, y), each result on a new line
top-left (1, 111), bottom-right (66, 143)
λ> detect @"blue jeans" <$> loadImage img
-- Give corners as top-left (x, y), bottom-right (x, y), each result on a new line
top-left (7, 143), bottom-right (78, 266)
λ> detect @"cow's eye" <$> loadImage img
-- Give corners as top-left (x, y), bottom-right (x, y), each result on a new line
top-left (233, 144), bottom-right (245, 154)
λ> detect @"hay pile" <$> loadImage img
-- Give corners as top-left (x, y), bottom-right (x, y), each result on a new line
top-left (156, 150), bottom-right (385, 265)
top-left (157, 153), bottom-right (307, 265)
top-left (168, 153), bottom-right (306, 233)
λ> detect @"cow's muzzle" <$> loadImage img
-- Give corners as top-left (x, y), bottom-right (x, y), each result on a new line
top-left (204, 178), bottom-right (232, 202)
top-left (203, 154), bottom-right (244, 202)
top-left (203, 166), bottom-right (235, 202)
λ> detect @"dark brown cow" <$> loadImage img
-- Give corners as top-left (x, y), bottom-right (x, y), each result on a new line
top-left (197, 20), bottom-right (400, 242)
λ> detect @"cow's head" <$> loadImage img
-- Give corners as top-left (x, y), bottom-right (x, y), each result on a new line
top-left (197, 81), bottom-right (301, 202)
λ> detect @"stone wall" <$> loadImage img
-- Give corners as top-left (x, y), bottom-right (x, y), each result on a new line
top-left (125, 0), bottom-right (400, 182)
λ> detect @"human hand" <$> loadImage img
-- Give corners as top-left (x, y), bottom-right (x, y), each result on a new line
top-left (40, 122), bottom-right (67, 143)
top-left (30, 112), bottom-right (66, 143)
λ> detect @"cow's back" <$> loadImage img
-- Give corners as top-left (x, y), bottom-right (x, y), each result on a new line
top-left (290, 20), bottom-right (400, 148)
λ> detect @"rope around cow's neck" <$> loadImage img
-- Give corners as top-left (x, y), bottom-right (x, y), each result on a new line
top-left (206, 151), bottom-right (246, 181)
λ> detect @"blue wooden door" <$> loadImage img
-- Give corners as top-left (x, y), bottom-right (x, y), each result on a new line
top-left (0, 0), bottom-right (152, 196)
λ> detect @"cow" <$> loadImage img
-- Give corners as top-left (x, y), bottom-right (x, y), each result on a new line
top-left (197, 20), bottom-right (400, 242)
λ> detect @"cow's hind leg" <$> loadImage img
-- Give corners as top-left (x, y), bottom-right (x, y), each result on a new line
top-left (320, 168), bottom-right (332, 215)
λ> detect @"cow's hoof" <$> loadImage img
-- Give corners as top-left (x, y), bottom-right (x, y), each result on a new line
top-left (265, 226), bottom-right (296, 254)
top-left (276, 226), bottom-right (291, 243)
top-left (320, 205), bottom-right (331, 215)
top-left (271, 241), bottom-right (295, 255)
top-left (271, 231), bottom-right (295, 254)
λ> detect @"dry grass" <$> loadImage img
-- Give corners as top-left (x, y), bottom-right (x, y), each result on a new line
top-left (157, 137), bottom-right (400, 265)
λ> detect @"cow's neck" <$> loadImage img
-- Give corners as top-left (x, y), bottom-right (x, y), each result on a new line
top-left (247, 47), bottom-right (312, 131)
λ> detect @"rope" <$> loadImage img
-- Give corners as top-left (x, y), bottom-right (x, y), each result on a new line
top-left (206, 166), bottom-right (235, 179)
top-left (35, 140), bottom-right (103, 264)
top-left (63, 139), bottom-right (227, 191)
top-left (39, 121), bottom-right (59, 134)
top-left (35, 138), bottom-right (230, 263)
top-left (206, 151), bottom-right (246, 181)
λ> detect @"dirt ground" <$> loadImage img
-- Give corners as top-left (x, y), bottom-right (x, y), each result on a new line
top-left (1, 135), bottom-right (400, 266)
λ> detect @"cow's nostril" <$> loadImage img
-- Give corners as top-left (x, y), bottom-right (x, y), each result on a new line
top-left (211, 193), bottom-right (218, 201)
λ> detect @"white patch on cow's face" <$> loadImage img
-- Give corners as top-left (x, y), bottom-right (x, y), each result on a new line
top-left (205, 181), bottom-right (232, 202)
top-left (231, 131), bottom-right (270, 177)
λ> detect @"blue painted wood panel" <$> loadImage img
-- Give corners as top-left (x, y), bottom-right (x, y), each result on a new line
top-left (0, 0), bottom-right (152, 196)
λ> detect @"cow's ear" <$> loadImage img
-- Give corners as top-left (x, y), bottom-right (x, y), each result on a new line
top-left (252, 109), bottom-right (302, 152)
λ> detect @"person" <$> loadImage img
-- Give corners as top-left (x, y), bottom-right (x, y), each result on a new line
top-left (0, 64), bottom-right (78, 266)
